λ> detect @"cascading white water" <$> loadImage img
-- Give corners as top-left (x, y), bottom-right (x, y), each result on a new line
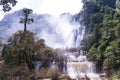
top-left (66, 26), bottom-right (102, 80)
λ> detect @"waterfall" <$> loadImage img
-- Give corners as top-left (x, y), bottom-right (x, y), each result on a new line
top-left (33, 15), bottom-right (102, 79)
top-left (65, 25), bottom-right (101, 80)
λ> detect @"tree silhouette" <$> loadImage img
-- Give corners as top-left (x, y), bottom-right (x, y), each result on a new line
top-left (20, 8), bottom-right (34, 32)
top-left (0, 0), bottom-right (17, 12)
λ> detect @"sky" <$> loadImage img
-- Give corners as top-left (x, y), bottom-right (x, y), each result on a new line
top-left (0, 0), bottom-right (83, 20)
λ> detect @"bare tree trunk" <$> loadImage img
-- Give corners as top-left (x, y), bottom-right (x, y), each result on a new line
top-left (24, 13), bottom-right (28, 32)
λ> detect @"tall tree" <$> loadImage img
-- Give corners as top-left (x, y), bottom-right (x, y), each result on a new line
top-left (20, 8), bottom-right (34, 32)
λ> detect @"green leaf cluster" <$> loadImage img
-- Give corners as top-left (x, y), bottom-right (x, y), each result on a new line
top-left (0, 30), bottom-right (66, 79)
top-left (2, 30), bottom-right (65, 70)
top-left (79, 0), bottom-right (120, 77)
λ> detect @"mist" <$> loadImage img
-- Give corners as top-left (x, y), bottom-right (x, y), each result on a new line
top-left (0, 10), bottom-right (80, 48)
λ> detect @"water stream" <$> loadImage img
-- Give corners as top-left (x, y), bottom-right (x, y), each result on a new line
top-left (65, 26), bottom-right (102, 80)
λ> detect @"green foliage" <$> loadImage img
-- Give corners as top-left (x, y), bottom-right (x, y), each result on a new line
top-left (81, 0), bottom-right (116, 34)
top-left (34, 47), bottom-right (66, 71)
top-left (0, 64), bottom-right (35, 80)
top-left (0, 29), bottom-right (66, 80)
top-left (80, 0), bottom-right (120, 76)
top-left (100, 6), bottom-right (115, 16)
top-left (2, 30), bottom-right (65, 68)
top-left (96, 0), bottom-right (116, 9)
top-left (83, 33), bottom-right (97, 52)
top-left (2, 30), bottom-right (35, 68)
top-left (104, 40), bottom-right (120, 75)
top-left (35, 47), bottom-right (55, 68)
top-left (90, 13), bottom-right (103, 25)
top-left (115, 23), bottom-right (120, 37)
top-left (0, 0), bottom-right (17, 12)
top-left (87, 46), bottom-right (100, 61)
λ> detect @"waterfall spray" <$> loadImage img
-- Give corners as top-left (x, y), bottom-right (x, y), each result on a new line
top-left (64, 23), bottom-right (101, 80)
